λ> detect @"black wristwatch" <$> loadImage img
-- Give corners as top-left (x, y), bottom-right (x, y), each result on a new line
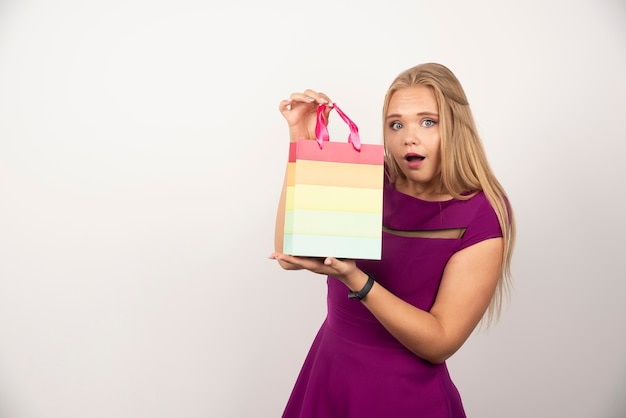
top-left (348, 274), bottom-right (375, 300)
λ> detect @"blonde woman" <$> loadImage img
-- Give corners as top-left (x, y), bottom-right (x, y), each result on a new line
top-left (271, 63), bottom-right (515, 418)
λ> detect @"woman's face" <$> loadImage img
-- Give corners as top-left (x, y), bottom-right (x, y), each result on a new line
top-left (385, 86), bottom-right (443, 197)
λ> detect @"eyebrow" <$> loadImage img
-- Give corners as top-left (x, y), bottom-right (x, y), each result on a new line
top-left (386, 112), bottom-right (439, 120)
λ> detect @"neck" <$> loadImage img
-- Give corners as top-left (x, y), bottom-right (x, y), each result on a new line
top-left (395, 179), bottom-right (451, 202)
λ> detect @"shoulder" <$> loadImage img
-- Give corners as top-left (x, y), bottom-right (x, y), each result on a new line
top-left (441, 190), bottom-right (495, 223)
top-left (458, 191), bottom-right (503, 250)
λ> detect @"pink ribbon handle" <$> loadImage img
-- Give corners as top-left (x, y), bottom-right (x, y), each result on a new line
top-left (314, 103), bottom-right (361, 151)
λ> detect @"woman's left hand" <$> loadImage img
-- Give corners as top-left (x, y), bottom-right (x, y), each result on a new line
top-left (269, 252), bottom-right (361, 286)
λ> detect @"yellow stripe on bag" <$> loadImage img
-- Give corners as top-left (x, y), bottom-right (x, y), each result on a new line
top-left (288, 185), bottom-right (382, 213)
top-left (285, 185), bottom-right (295, 209)
top-left (294, 160), bottom-right (383, 189)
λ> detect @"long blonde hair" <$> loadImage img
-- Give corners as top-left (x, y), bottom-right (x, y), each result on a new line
top-left (383, 63), bottom-right (516, 324)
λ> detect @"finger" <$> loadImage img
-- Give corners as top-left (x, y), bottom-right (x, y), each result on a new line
top-left (278, 99), bottom-right (292, 113)
top-left (288, 93), bottom-right (317, 106)
top-left (278, 97), bottom-right (311, 115)
top-left (315, 91), bottom-right (333, 106)
top-left (324, 257), bottom-right (346, 269)
top-left (272, 253), bottom-right (302, 266)
top-left (303, 89), bottom-right (331, 105)
top-left (320, 106), bottom-right (333, 124)
top-left (290, 90), bottom-right (331, 105)
top-left (280, 254), bottom-right (330, 272)
top-left (323, 257), bottom-right (356, 276)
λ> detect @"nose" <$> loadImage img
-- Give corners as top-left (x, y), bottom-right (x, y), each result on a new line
top-left (403, 130), bottom-right (419, 146)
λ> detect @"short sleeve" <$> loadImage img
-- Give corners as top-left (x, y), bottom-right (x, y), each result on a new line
top-left (458, 194), bottom-right (503, 251)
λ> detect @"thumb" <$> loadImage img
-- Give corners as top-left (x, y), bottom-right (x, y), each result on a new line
top-left (322, 105), bottom-right (333, 125)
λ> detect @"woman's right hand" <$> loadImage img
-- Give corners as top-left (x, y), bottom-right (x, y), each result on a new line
top-left (278, 89), bottom-right (333, 142)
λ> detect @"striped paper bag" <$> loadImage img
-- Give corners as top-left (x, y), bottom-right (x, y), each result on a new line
top-left (283, 104), bottom-right (384, 260)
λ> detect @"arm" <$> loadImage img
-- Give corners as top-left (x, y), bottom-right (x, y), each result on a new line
top-left (357, 237), bottom-right (503, 363)
top-left (272, 237), bottom-right (503, 364)
top-left (274, 165), bottom-right (288, 254)
top-left (274, 164), bottom-right (300, 271)
top-left (272, 90), bottom-right (332, 269)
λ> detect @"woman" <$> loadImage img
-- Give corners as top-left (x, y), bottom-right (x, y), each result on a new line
top-left (270, 62), bottom-right (515, 418)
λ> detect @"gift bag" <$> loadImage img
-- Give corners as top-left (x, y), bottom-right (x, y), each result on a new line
top-left (283, 104), bottom-right (384, 260)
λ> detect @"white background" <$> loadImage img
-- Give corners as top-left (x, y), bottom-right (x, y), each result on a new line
top-left (0, 0), bottom-right (625, 417)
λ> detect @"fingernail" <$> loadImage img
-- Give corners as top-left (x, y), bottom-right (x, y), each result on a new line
top-left (305, 96), bottom-right (315, 102)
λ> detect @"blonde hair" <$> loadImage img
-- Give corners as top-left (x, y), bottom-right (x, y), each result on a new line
top-left (383, 63), bottom-right (516, 324)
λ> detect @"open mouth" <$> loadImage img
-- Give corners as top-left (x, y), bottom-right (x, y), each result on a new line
top-left (405, 153), bottom-right (425, 162)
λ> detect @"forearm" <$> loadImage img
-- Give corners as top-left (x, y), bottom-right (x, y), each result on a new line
top-left (274, 166), bottom-right (288, 253)
top-left (364, 285), bottom-right (456, 363)
top-left (344, 273), bottom-right (461, 364)
top-left (343, 240), bottom-right (501, 364)
top-left (273, 166), bottom-right (303, 271)
top-left (275, 125), bottom-right (314, 252)
top-left (271, 92), bottom-right (333, 270)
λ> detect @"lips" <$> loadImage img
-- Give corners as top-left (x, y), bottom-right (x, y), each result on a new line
top-left (404, 153), bottom-right (425, 169)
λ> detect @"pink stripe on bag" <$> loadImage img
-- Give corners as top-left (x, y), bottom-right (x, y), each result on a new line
top-left (289, 141), bottom-right (383, 165)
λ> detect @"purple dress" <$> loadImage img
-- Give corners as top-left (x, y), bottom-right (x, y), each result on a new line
top-left (282, 175), bottom-right (503, 418)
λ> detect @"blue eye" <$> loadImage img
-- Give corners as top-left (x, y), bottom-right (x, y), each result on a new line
top-left (390, 121), bottom-right (403, 130)
top-left (421, 119), bottom-right (437, 128)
